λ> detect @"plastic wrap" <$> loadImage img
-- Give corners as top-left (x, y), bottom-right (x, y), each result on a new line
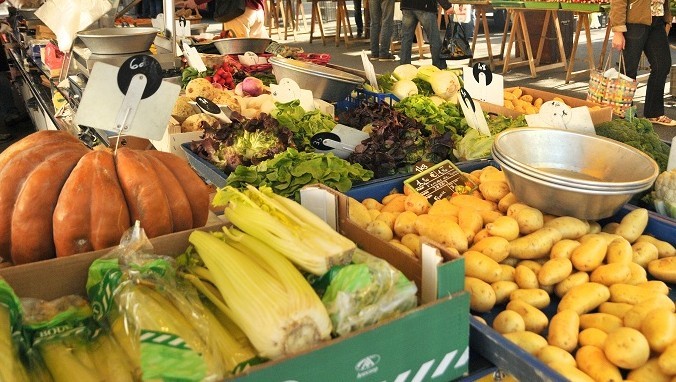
top-left (317, 249), bottom-right (418, 337)
top-left (0, 278), bottom-right (31, 382)
top-left (86, 221), bottom-right (227, 381)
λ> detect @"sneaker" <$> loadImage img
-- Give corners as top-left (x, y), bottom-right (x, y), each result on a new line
top-left (368, 54), bottom-right (379, 61)
top-left (379, 54), bottom-right (397, 61)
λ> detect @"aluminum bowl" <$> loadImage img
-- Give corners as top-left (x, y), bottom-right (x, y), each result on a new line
top-left (492, 128), bottom-right (659, 190)
top-left (494, 157), bottom-right (653, 219)
top-left (76, 27), bottom-right (159, 55)
top-left (213, 38), bottom-right (272, 55)
top-left (269, 56), bottom-right (364, 102)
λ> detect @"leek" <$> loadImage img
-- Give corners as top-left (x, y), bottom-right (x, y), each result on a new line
top-left (0, 304), bottom-right (30, 382)
top-left (188, 228), bottom-right (333, 359)
top-left (212, 185), bottom-right (356, 275)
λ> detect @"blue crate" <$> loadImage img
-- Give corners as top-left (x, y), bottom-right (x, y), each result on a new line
top-left (181, 143), bottom-right (228, 188)
top-left (335, 88), bottom-right (400, 113)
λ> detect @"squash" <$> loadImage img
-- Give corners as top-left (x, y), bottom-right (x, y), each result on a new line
top-left (0, 130), bottom-right (211, 265)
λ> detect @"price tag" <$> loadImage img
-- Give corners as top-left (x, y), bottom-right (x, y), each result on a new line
top-left (181, 41), bottom-right (207, 73)
top-left (360, 50), bottom-right (379, 91)
top-left (524, 101), bottom-right (596, 135)
top-left (270, 78), bottom-right (314, 111)
top-left (265, 41), bottom-right (285, 55)
top-left (175, 16), bottom-right (191, 38)
top-left (463, 63), bottom-right (504, 106)
top-left (458, 88), bottom-right (491, 136)
top-left (404, 160), bottom-right (477, 204)
top-left (238, 51), bottom-right (265, 66)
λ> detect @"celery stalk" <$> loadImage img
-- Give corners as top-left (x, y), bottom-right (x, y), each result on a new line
top-left (0, 305), bottom-right (30, 382)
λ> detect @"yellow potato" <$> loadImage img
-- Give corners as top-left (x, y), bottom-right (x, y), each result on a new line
top-left (538, 257), bottom-right (573, 286)
top-left (366, 220), bottom-right (394, 242)
top-left (492, 310), bottom-right (526, 334)
top-left (633, 241), bottom-right (659, 268)
top-left (602, 222), bottom-right (620, 234)
top-left (575, 345), bottom-right (623, 382)
top-left (524, 105), bottom-right (538, 115)
top-left (558, 282), bottom-right (610, 315)
top-left (520, 94), bottom-right (534, 103)
top-left (641, 308), bottom-right (676, 353)
top-left (514, 265), bottom-right (539, 289)
top-left (517, 259), bottom-right (543, 274)
top-left (544, 216), bottom-right (590, 240)
top-left (492, 280), bottom-right (520, 304)
top-left (428, 198), bottom-right (459, 217)
top-left (614, 208), bottom-right (649, 243)
top-left (486, 216), bottom-right (520, 241)
top-left (554, 271), bottom-right (590, 298)
top-left (381, 194), bottom-right (406, 213)
top-left (658, 342), bottom-right (676, 375)
top-left (465, 251), bottom-right (502, 283)
top-left (510, 288), bottom-right (550, 309)
top-left (389, 241), bottom-right (416, 258)
top-left (603, 327), bottom-right (650, 370)
top-left (637, 280), bottom-right (670, 295)
top-left (393, 211), bottom-right (418, 237)
top-left (503, 331), bottom-right (548, 355)
top-left (578, 328), bottom-right (608, 348)
top-left (368, 209), bottom-right (381, 220)
top-left (478, 209), bottom-right (503, 225)
top-left (504, 99), bottom-right (515, 109)
top-left (414, 214), bottom-right (468, 252)
top-left (374, 211), bottom-right (397, 231)
top-left (404, 192), bottom-right (431, 215)
top-left (499, 264), bottom-right (516, 282)
top-left (501, 256), bottom-right (519, 267)
top-left (458, 207), bottom-right (483, 243)
top-left (469, 236), bottom-right (510, 263)
top-left (400, 233), bottom-right (422, 258)
top-left (382, 193), bottom-right (405, 205)
top-left (548, 309), bottom-right (579, 352)
top-left (537, 346), bottom-right (577, 368)
top-left (509, 227), bottom-right (563, 260)
top-left (598, 302), bottom-right (634, 319)
top-left (625, 262), bottom-right (649, 285)
top-left (589, 263), bottom-right (632, 286)
top-left (533, 97), bottom-right (544, 108)
top-left (472, 228), bottom-right (490, 244)
top-left (587, 221), bottom-right (602, 234)
top-left (605, 237), bottom-right (633, 264)
top-left (465, 276), bottom-right (497, 312)
top-left (550, 239), bottom-right (582, 259)
top-left (479, 181), bottom-right (511, 202)
top-left (547, 362), bottom-right (594, 382)
top-left (624, 295), bottom-right (676, 330)
top-left (506, 202), bottom-right (530, 217)
top-left (498, 192), bottom-right (519, 213)
top-left (628, 358), bottom-right (672, 382)
top-left (348, 197), bottom-right (372, 228)
top-left (506, 299), bottom-right (549, 334)
top-left (362, 198), bottom-right (383, 211)
top-left (513, 206), bottom-right (544, 235)
top-left (511, 88), bottom-right (524, 98)
top-left (449, 194), bottom-right (497, 211)
top-left (636, 235), bottom-right (676, 258)
top-left (609, 283), bottom-right (660, 305)
top-left (579, 313), bottom-right (623, 333)
top-left (648, 257), bottom-right (676, 283)
top-left (478, 166), bottom-right (507, 183)
top-left (571, 234), bottom-right (608, 272)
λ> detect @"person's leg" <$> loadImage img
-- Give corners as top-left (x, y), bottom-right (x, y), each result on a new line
top-left (641, 17), bottom-right (671, 119)
top-left (399, 10), bottom-right (417, 65)
top-left (353, 0), bottom-right (363, 37)
top-left (369, 0), bottom-right (382, 57)
top-left (379, 0), bottom-right (395, 57)
top-left (419, 10), bottom-right (445, 69)
top-left (621, 23), bottom-right (649, 80)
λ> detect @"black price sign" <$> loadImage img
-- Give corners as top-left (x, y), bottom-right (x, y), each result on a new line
top-left (404, 160), bottom-right (476, 204)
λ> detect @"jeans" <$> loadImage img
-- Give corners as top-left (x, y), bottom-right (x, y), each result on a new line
top-left (622, 17), bottom-right (672, 118)
top-left (353, 0), bottom-right (363, 35)
top-left (400, 9), bottom-right (446, 69)
top-left (369, 0), bottom-right (394, 57)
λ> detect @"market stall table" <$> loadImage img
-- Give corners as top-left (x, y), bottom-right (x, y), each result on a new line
top-left (563, 4), bottom-right (610, 83)
top-left (309, 0), bottom-right (354, 47)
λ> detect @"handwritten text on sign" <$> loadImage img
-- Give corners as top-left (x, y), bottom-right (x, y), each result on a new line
top-left (404, 160), bottom-right (475, 204)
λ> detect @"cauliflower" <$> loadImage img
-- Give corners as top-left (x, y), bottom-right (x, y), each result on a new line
top-left (652, 169), bottom-right (676, 219)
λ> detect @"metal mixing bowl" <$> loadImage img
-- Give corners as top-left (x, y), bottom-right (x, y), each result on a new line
top-left (492, 128), bottom-right (659, 190)
top-left (76, 27), bottom-right (159, 55)
top-left (269, 56), bottom-right (364, 102)
top-left (213, 38), bottom-right (272, 55)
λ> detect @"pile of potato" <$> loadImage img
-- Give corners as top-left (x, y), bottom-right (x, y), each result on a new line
top-left (347, 165), bottom-right (676, 382)
top-left (503, 88), bottom-right (602, 115)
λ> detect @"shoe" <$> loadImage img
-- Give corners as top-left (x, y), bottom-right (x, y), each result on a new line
top-left (368, 54), bottom-right (379, 61)
top-left (647, 115), bottom-right (676, 126)
top-left (357, 31), bottom-right (363, 39)
top-left (379, 54), bottom-right (397, 62)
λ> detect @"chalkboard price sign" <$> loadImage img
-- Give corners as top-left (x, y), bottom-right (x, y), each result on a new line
top-left (404, 160), bottom-right (476, 204)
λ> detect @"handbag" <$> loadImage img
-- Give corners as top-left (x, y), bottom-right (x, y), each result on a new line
top-left (586, 50), bottom-right (638, 117)
top-left (213, 0), bottom-right (247, 23)
top-left (439, 19), bottom-right (473, 60)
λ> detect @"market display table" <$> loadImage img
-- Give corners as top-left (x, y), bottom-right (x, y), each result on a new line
top-left (564, 4), bottom-right (610, 83)
top-left (309, 0), bottom-right (354, 47)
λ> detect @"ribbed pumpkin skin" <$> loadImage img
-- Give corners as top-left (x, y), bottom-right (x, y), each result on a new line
top-left (0, 131), bottom-right (211, 265)
top-left (53, 150), bottom-right (131, 258)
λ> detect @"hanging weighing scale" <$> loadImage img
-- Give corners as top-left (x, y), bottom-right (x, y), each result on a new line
top-left (74, 54), bottom-right (181, 146)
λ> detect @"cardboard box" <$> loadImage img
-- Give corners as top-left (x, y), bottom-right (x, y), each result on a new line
top-left (479, 86), bottom-right (613, 126)
top-left (0, 192), bottom-right (470, 381)
top-left (150, 117), bottom-right (203, 160)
